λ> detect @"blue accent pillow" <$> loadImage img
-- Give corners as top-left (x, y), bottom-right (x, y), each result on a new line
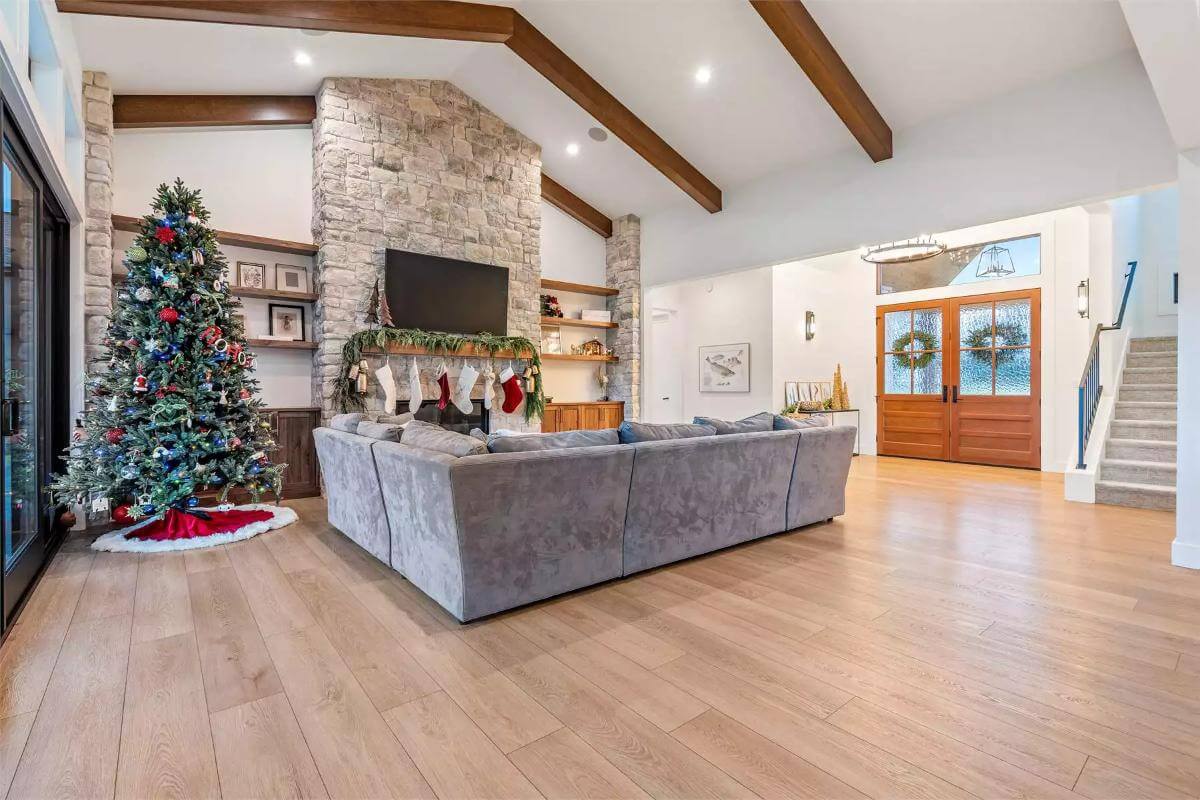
top-left (617, 420), bottom-right (717, 444)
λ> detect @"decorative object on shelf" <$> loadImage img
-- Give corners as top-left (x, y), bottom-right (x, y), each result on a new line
top-left (540, 293), bottom-right (564, 318)
top-left (783, 381), bottom-right (832, 412)
top-left (582, 309), bottom-right (612, 323)
top-left (268, 303), bottom-right (306, 341)
top-left (805, 310), bottom-right (816, 341)
top-left (581, 338), bottom-right (605, 356)
top-left (975, 243), bottom-right (1017, 278)
top-left (596, 367), bottom-right (609, 401)
top-left (890, 328), bottom-right (939, 369)
top-left (700, 343), bottom-right (750, 393)
top-left (542, 327), bottom-right (562, 354)
top-left (274, 263), bottom-right (310, 293)
top-left (832, 364), bottom-right (850, 410)
top-left (365, 279), bottom-right (383, 326)
top-left (1076, 278), bottom-right (1090, 319)
top-left (236, 261), bottom-right (266, 289)
top-left (861, 234), bottom-right (947, 264)
top-left (784, 381), bottom-right (799, 407)
top-left (49, 179), bottom-right (285, 538)
top-left (333, 328), bottom-right (544, 421)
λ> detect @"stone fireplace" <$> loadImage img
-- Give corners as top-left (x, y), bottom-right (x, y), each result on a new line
top-left (311, 78), bottom-right (542, 431)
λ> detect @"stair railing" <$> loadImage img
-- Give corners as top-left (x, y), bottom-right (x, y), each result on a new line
top-left (1077, 260), bottom-right (1137, 469)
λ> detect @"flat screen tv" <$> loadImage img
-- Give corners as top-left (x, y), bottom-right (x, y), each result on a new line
top-left (384, 249), bottom-right (508, 336)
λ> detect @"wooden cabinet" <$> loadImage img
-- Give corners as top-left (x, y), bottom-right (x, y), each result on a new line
top-left (267, 407), bottom-right (321, 498)
top-left (541, 401), bottom-right (624, 433)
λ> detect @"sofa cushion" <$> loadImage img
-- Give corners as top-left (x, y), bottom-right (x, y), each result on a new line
top-left (693, 412), bottom-right (774, 435)
top-left (377, 412), bottom-right (414, 426)
top-left (330, 412), bottom-right (364, 433)
top-left (402, 420), bottom-right (487, 457)
top-left (487, 428), bottom-right (619, 454)
top-left (618, 420), bottom-right (716, 444)
top-left (774, 414), bottom-right (827, 430)
top-left (356, 420), bottom-right (404, 441)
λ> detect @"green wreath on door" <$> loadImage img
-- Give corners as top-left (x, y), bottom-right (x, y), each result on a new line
top-left (961, 322), bottom-right (1027, 364)
top-left (889, 330), bottom-right (939, 369)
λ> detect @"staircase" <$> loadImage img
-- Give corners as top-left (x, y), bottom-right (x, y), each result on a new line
top-left (1096, 336), bottom-right (1177, 511)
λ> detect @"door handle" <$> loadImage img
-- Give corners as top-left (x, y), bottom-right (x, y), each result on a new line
top-left (952, 386), bottom-right (959, 403)
top-left (1, 398), bottom-right (17, 436)
top-left (941, 385), bottom-right (948, 403)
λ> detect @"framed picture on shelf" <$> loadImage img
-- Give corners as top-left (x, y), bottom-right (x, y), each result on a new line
top-left (236, 261), bottom-right (266, 289)
top-left (542, 328), bottom-right (562, 354)
top-left (268, 303), bottom-right (306, 341)
top-left (274, 264), bottom-right (309, 293)
top-left (699, 342), bottom-right (750, 393)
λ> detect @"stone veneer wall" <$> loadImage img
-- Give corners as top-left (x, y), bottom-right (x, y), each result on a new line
top-left (82, 70), bottom-right (114, 368)
top-left (606, 214), bottom-right (641, 421)
top-left (311, 78), bottom-right (542, 431)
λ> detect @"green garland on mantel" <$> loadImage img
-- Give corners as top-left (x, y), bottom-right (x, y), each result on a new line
top-left (333, 327), bottom-right (545, 421)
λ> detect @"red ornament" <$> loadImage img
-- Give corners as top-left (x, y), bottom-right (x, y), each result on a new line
top-left (202, 326), bottom-right (222, 344)
top-left (158, 307), bottom-right (180, 324)
top-left (239, 388), bottom-right (251, 400)
top-left (154, 226), bottom-right (176, 245)
top-left (112, 504), bottom-right (132, 524)
top-left (105, 428), bottom-right (125, 444)
top-left (231, 437), bottom-right (241, 448)
top-left (155, 389), bottom-right (166, 399)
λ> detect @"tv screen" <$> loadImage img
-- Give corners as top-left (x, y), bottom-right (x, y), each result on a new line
top-left (384, 249), bottom-right (508, 336)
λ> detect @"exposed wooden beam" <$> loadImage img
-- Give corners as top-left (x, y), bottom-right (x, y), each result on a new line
top-left (509, 13), bottom-right (721, 213)
top-left (58, 0), bottom-right (723, 212)
top-left (749, 0), bottom-right (891, 162)
top-left (540, 173), bottom-right (612, 238)
top-left (113, 95), bottom-right (316, 128)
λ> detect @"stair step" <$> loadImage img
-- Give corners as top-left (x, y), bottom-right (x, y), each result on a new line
top-left (1126, 352), bottom-right (1177, 369)
top-left (1105, 438), bottom-right (1177, 463)
top-left (1095, 480), bottom-right (1176, 511)
top-left (1109, 420), bottom-right (1176, 441)
top-left (1119, 384), bottom-right (1177, 402)
top-left (1129, 336), bottom-right (1178, 353)
top-left (1099, 458), bottom-right (1176, 486)
top-left (1122, 367), bottom-right (1178, 385)
top-left (1114, 401), bottom-right (1177, 421)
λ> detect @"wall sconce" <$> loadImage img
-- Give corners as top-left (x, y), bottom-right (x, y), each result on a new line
top-left (1076, 279), bottom-right (1090, 319)
top-left (805, 310), bottom-right (816, 340)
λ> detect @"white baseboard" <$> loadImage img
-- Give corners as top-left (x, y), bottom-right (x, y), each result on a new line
top-left (1171, 538), bottom-right (1200, 570)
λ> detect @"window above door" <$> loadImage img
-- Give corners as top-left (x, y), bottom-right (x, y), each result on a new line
top-left (877, 234), bottom-right (1041, 295)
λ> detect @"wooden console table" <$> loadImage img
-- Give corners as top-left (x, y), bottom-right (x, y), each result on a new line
top-left (541, 401), bottom-right (624, 432)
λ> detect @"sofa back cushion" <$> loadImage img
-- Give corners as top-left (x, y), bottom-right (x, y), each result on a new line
top-left (693, 412), bottom-right (774, 435)
top-left (356, 420), bottom-right (404, 441)
top-left (617, 420), bottom-right (716, 444)
top-left (774, 414), bottom-right (827, 430)
top-left (330, 412), bottom-right (364, 433)
top-left (377, 412), bottom-right (415, 426)
top-left (487, 428), bottom-right (619, 453)
top-left (402, 419), bottom-right (487, 457)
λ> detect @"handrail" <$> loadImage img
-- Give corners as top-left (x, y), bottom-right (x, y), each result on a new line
top-left (1076, 260), bottom-right (1137, 469)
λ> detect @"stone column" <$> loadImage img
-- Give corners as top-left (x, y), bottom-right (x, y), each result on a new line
top-left (606, 214), bottom-right (641, 421)
top-left (83, 70), bottom-right (114, 369)
top-left (312, 78), bottom-right (542, 430)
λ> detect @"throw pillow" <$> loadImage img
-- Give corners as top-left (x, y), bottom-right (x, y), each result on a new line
top-left (487, 428), bottom-right (619, 453)
top-left (774, 414), bottom-right (827, 430)
top-left (330, 412), bottom-right (364, 433)
top-left (377, 412), bottom-right (414, 426)
top-left (356, 421), bottom-right (403, 441)
top-left (692, 412), bottom-right (774, 435)
top-left (402, 420), bottom-right (487, 457)
top-left (617, 420), bottom-right (717, 444)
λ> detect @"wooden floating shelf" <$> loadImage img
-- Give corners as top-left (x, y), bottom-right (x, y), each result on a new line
top-left (364, 342), bottom-right (534, 359)
top-left (248, 338), bottom-right (318, 350)
top-left (540, 316), bottom-right (617, 330)
top-left (112, 214), bottom-right (318, 256)
top-left (231, 286), bottom-right (319, 302)
top-left (541, 353), bottom-right (619, 363)
top-left (540, 278), bottom-right (618, 297)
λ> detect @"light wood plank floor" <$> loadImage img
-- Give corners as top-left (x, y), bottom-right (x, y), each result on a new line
top-left (2, 456), bottom-right (1197, 800)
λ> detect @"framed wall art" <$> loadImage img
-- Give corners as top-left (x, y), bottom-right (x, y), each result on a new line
top-left (268, 303), bottom-right (306, 341)
top-left (236, 261), bottom-right (266, 289)
top-left (699, 343), bottom-right (750, 393)
top-left (274, 263), bottom-right (310, 293)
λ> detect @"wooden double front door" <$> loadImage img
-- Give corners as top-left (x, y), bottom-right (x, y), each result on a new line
top-left (876, 289), bottom-right (1041, 468)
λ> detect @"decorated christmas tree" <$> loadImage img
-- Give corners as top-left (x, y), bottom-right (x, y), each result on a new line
top-left (51, 180), bottom-right (284, 526)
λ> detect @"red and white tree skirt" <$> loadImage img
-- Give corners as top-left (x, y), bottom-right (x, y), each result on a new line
top-left (90, 503), bottom-right (298, 553)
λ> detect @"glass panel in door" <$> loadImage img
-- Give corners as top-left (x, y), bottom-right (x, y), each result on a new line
top-left (2, 142), bottom-right (41, 583)
top-left (882, 307), bottom-right (943, 395)
top-left (956, 298), bottom-right (1033, 396)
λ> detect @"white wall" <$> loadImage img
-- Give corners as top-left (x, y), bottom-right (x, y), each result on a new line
top-left (1175, 148), bottom-right (1200, 568)
top-left (1136, 186), bottom-right (1179, 337)
top-left (644, 267), bottom-right (774, 423)
top-left (641, 52), bottom-right (1177, 288)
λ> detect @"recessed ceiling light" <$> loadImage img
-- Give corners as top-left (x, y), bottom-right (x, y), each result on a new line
top-left (565, 142), bottom-right (580, 156)
top-left (588, 127), bottom-right (608, 142)
top-left (293, 51), bottom-right (313, 66)
top-left (694, 66), bottom-right (712, 85)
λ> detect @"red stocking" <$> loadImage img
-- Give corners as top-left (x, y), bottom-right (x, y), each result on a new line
top-left (436, 363), bottom-right (451, 410)
top-left (499, 366), bottom-right (524, 414)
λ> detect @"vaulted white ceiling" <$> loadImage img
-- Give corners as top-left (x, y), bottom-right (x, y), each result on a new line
top-left (68, 0), bottom-right (1136, 219)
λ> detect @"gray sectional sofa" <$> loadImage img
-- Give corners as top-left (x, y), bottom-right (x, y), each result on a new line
top-left (314, 417), bottom-right (855, 621)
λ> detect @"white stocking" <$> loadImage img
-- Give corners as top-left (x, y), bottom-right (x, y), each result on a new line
top-left (481, 364), bottom-right (496, 411)
top-left (453, 363), bottom-right (478, 415)
top-left (407, 357), bottom-right (422, 414)
top-left (374, 361), bottom-right (397, 414)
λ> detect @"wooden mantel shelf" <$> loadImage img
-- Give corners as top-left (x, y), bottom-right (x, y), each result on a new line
top-left (540, 278), bottom-right (618, 297)
top-left (232, 286), bottom-right (319, 302)
top-left (248, 338), bottom-right (317, 350)
top-left (541, 353), bottom-right (619, 363)
top-left (540, 316), bottom-right (617, 330)
top-left (112, 214), bottom-right (318, 256)
top-left (363, 342), bottom-right (534, 359)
